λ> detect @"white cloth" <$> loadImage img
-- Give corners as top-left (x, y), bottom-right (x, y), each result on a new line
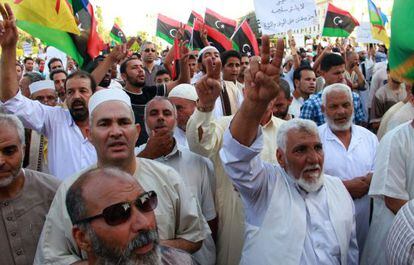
top-left (186, 109), bottom-right (285, 265)
top-left (376, 101), bottom-right (405, 140)
top-left (109, 79), bottom-right (123, 90)
top-left (174, 127), bottom-right (189, 148)
top-left (88, 88), bottom-right (131, 115)
top-left (212, 81), bottom-right (243, 119)
top-left (0, 91), bottom-right (97, 180)
top-left (368, 67), bottom-right (388, 109)
top-left (362, 121), bottom-right (414, 265)
top-left (168, 84), bottom-right (198, 101)
top-left (136, 143), bottom-right (216, 265)
top-left (29, 80), bottom-right (55, 94)
top-left (319, 123), bottom-right (378, 252)
top-left (288, 96), bottom-right (304, 118)
top-left (219, 128), bottom-right (358, 265)
top-left (34, 157), bottom-right (209, 265)
top-left (387, 103), bottom-right (414, 132)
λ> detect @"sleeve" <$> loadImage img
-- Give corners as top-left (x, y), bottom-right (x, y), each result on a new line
top-left (34, 182), bottom-right (84, 265)
top-left (0, 90), bottom-right (54, 135)
top-left (300, 98), bottom-right (316, 121)
top-left (218, 128), bottom-right (277, 226)
top-left (199, 160), bottom-right (216, 221)
top-left (186, 109), bottom-right (225, 158)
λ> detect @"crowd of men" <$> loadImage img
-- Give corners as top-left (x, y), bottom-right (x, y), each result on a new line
top-left (1, 3), bottom-right (414, 265)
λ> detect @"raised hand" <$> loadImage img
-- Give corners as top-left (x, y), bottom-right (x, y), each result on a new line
top-left (0, 3), bottom-right (18, 49)
top-left (138, 128), bottom-right (174, 159)
top-left (108, 37), bottom-right (135, 63)
top-left (195, 57), bottom-right (222, 110)
top-left (243, 35), bottom-right (284, 105)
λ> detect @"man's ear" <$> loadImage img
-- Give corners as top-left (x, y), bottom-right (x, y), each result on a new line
top-left (276, 148), bottom-right (286, 169)
top-left (72, 226), bottom-right (92, 253)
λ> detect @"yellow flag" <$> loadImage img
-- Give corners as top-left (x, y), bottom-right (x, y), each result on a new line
top-left (371, 25), bottom-right (390, 48)
top-left (3, 0), bottom-right (80, 35)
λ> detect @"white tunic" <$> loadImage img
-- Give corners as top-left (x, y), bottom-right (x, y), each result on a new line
top-left (219, 128), bottom-right (358, 265)
top-left (362, 121), bottom-right (414, 265)
top-left (319, 123), bottom-right (378, 252)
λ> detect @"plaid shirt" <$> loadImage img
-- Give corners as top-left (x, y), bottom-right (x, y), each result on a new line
top-left (300, 91), bottom-right (366, 126)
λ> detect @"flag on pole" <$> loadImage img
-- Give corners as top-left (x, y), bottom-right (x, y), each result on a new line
top-left (156, 14), bottom-right (191, 45)
top-left (110, 23), bottom-right (127, 44)
top-left (187, 10), bottom-right (203, 27)
top-left (322, 3), bottom-right (359, 38)
top-left (204, 8), bottom-right (237, 39)
top-left (193, 19), bottom-right (233, 52)
top-left (231, 20), bottom-right (259, 56)
top-left (368, 0), bottom-right (390, 47)
top-left (389, 0), bottom-right (414, 82)
top-left (4, 0), bottom-right (80, 34)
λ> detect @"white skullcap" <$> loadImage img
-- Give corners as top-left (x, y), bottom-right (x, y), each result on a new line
top-left (306, 52), bottom-right (314, 57)
top-left (29, 80), bottom-right (55, 94)
top-left (88, 88), bottom-right (131, 115)
top-left (168, 84), bottom-right (198, 101)
top-left (355, 46), bottom-right (366, 53)
top-left (198, 46), bottom-right (219, 60)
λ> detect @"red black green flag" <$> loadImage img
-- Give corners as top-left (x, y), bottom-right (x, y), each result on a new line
top-left (192, 19), bottom-right (234, 52)
top-left (110, 23), bottom-right (127, 44)
top-left (156, 14), bottom-right (191, 45)
top-left (204, 8), bottom-right (237, 39)
top-left (322, 3), bottom-right (359, 37)
top-left (232, 20), bottom-right (259, 56)
top-left (187, 10), bottom-right (203, 27)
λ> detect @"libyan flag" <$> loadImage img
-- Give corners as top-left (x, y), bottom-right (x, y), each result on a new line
top-left (193, 19), bottom-right (234, 52)
top-left (322, 3), bottom-right (359, 37)
top-left (389, 0), bottom-right (414, 82)
top-left (187, 10), bottom-right (203, 27)
top-left (110, 24), bottom-right (127, 44)
top-left (232, 20), bottom-right (259, 56)
top-left (205, 8), bottom-right (237, 39)
top-left (156, 14), bottom-right (191, 45)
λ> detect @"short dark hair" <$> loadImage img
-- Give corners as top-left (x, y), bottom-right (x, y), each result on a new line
top-left (47, 57), bottom-right (63, 71)
top-left (155, 68), bottom-right (170, 77)
top-left (220, 50), bottom-right (241, 66)
top-left (23, 72), bottom-right (44, 83)
top-left (320, 53), bottom-right (345, 72)
top-left (120, 58), bottom-right (140, 74)
top-left (279, 79), bottom-right (292, 100)
top-left (65, 70), bottom-right (97, 93)
top-left (15, 62), bottom-right (23, 71)
top-left (188, 54), bottom-right (197, 60)
top-left (23, 57), bottom-right (34, 64)
top-left (49, 69), bottom-right (68, 80)
top-left (293, 66), bottom-right (314, 81)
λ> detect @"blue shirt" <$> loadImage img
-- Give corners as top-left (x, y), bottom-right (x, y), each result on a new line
top-left (300, 90), bottom-right (366, 126)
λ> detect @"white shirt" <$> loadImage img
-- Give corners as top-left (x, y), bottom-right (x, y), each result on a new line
top-left (319, 123), bottom-right (378, 251)
top-left (174, 127), bottom-right (188, 148)
top-left (362, 121), bottom-right (414, 265)
top-left (219, 128), bottom-right (358, 265)
top-left (288, 96), bottom-right (304, 118)
top-left (137, 143), bottom-right (216, 265)
top-left (387, 103), bottom-right (414, 133)
top-left (34, 158), bottom-right (209, 265)
top-left (0, 91), bottom-right (97, 180)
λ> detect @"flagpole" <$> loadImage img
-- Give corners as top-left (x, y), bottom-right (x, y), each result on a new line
top-left (230, 18), bottom-right (246, 40)
top-left (190, 18), bottom-right (196, 50)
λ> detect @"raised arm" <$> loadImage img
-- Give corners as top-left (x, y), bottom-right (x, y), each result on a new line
top-left (0, 3), bottom-right (19, 102)
top-left (166, 41), bottom-right (191, 93)
top-left (230, 36), bottom-right (284, 146)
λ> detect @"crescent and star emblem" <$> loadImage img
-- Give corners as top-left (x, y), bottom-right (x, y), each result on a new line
top-left (169, 29), bottom-right (177, 38)
top-left (215, 20), bottom-right (225, 29)
top-left (333, 16), bottom-right (343, 26)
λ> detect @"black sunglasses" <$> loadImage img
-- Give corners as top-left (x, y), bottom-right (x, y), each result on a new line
top-left (74, 191), bottom-right (158, 226)
top-left (145, 48), bottom-right (156, 53)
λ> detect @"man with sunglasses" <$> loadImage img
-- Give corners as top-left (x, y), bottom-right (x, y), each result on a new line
top-left (67, 167), bottom-right (197, 265)
top-left (34, 88), bottom-right (208, 264)
top-left (141, 42), bottom-right (165, 87)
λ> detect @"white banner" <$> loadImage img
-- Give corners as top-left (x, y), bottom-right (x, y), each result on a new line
top-left (356, 22), bottom-right (380, 44)
top-left (254, 0), bottom-right (318, 34)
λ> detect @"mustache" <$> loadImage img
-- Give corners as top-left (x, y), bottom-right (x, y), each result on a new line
top-left (302, 164), bottom-right (321, 174)
top-left (71, 99), bottom-right (86, 108)
top-left (126, 229), bottom-right (159, 253)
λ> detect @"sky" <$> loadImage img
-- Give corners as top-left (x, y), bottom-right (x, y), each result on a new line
top-left (91, 0), bottom-right (255, 36)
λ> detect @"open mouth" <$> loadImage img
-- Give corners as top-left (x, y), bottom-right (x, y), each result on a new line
top-left (134, 242), bottom-right (154, 255)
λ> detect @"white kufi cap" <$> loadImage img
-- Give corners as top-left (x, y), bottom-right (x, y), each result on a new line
top-left (168, 84), bottom-right (198, 101)
top-left (88, 88), bottom-right (131, 116)
top-left (29, 80), bottom-right (55, 94)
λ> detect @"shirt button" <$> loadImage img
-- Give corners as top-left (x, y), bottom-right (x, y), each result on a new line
top-left (6, 216), bottom-right (13, 221)
top-left (16, 249), bottom-right (23, 255)
top-left (11, 232), bottom-right (16, 237)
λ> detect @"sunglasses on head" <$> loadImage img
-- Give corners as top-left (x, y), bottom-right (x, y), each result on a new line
top-left (145, 48), bottom-right (156, 53)
top-left (74, 191), bottom-right (158, 226)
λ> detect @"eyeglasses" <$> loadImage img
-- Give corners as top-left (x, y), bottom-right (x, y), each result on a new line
top-left (145, 48), bottom-right (156, 53)
top-left (74, 191), bottom-right (158, 226)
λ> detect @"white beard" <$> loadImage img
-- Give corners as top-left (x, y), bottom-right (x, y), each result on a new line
top-left (0, 175), bottom-right (16, 188)
top-left (325, 114), bottom-right (353, 132)
top-left (288, 164), bottom-right (324, 193)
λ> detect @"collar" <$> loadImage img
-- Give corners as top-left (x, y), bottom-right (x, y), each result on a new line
top-left (156, 139), bottom-right (181, 161)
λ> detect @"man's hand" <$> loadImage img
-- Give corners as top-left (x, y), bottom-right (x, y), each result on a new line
top-left (343, 177), bottom-right (370, 199)
top-left (0, 3), bottom-right (18, 49)
top-left (137, 128), bottom-right (174, 159)
top-left (243, 36), bottom-right (284, 106)
top-left (108, 37), bottom-right (135, 63)
top-left (195, 57), bottom-right (222, 111)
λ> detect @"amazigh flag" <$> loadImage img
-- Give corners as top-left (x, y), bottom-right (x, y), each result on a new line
top-left (156, 14), bottom-right (191, 45)
top-left (193, 19), bottom-right (233, 52)
top-left (232, 20), bottom-right (259, 56)
top-left (204, 8), bottom-right (237, 39)
top-left (322, 3), bottom-right (359, 37)
top-left (389, 0), bottom-right (414, 82)
top-left (110, 24), bottom-right (127, 44)
top-left (368, 0), bottom-right (390, 47)
top-left (3, 0), bottom-right (80, 34)
top-left (17, 0), bottom-right (105, 68)
top-left (187, 10), bottom-right (203, 27)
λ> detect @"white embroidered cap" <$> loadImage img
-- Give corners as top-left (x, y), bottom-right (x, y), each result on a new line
top-left (88, 88), bottom-right (131, 115)
top-left (168, 84), bottom-right (198, 101)
top-left (29, 80), bottom-right (55, 94)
